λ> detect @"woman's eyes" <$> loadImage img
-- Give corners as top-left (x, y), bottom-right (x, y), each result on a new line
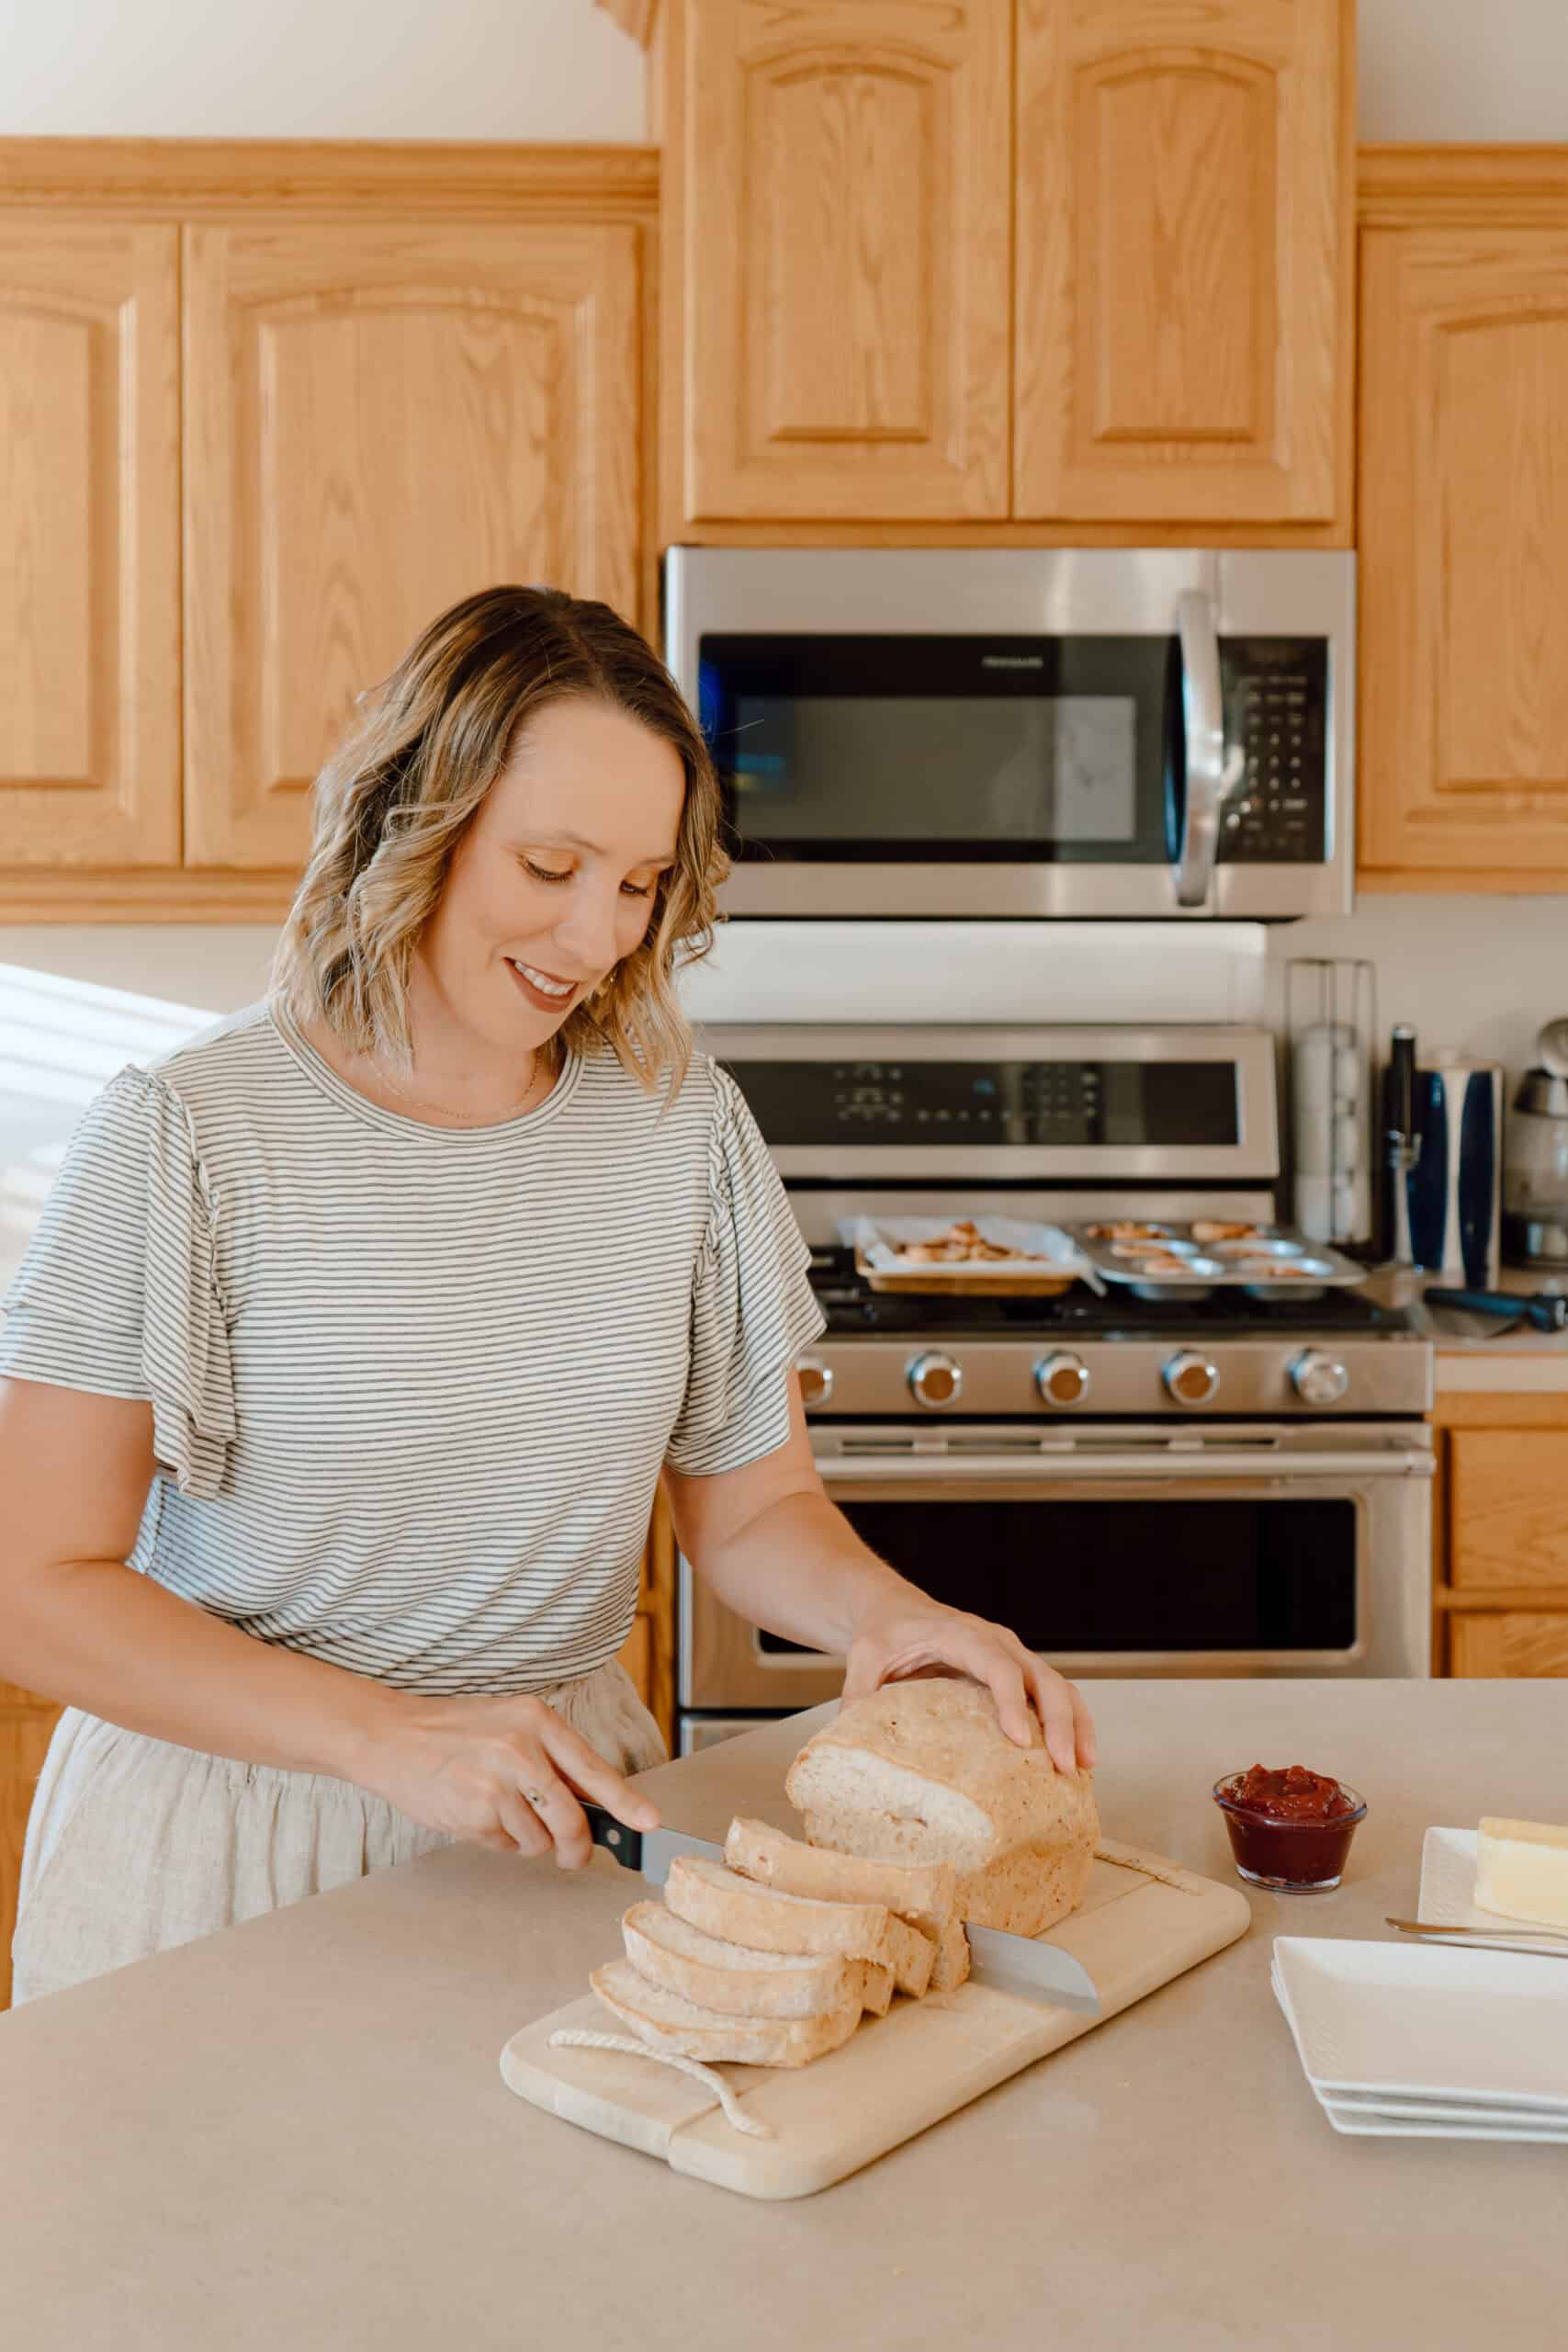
top-left (522, 857), bottom-right (655, 899)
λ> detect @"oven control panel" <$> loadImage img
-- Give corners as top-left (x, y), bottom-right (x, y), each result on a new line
top-left (790, 1337), bottom-right (1433, 1420)
top-left (728, 1056), bottom-right (1239, 1150)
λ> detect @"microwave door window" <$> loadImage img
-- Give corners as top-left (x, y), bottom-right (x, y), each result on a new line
top-left (698, 635), bottom-right (1171, 864)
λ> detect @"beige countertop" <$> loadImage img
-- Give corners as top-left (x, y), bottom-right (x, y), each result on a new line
top-left (2, 1679), bottom-right (1564, 2350)
top-left (1358, 1266), bottom-right (1568, 1393)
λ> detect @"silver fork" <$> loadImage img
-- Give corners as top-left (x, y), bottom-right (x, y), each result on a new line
top-left (1386, 1916), bottom-right (1568, 1957)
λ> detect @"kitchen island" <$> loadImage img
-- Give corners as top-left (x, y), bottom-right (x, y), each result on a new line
top-left (1, 1680), bottom-right (1562, 2349)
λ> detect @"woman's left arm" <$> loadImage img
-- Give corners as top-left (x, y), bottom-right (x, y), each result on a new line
top-left (662, 1374), bottom-right (1096, 1773)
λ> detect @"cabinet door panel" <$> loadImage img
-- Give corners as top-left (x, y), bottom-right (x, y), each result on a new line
top-left (184, 221), bottom-right (641, 869)
top-left (1, 1684), bottom-right (64, 2012)
top-left (1449, 1431), bottom-right (1568, 1591)
top-left (676, 0), bottom-right (1010, 521)
top-left (1360, 225), bottom-right (1568, 879)
top-left (617, 1613), bottom-right (653, 1705)
top-left (1450, 1612), bottom-right (1568, 1679)
top-left (1014, 0), bottom-right (1348, 523)
top-left (0, 220), bottom-right (180, 865)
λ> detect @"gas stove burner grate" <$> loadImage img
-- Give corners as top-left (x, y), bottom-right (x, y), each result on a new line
top-left (807, 1250), bottom-right (1414, 1340)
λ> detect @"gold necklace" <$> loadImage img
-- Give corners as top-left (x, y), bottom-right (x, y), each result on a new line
top-left (373, 1046), bottom-right (552, 1128)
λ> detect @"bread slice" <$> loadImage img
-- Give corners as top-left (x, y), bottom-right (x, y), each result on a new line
top-left (664, 1855), bottom-right (934, 1996)
top-left (620, 1902), bottom-right (886, 2021)
top-left (724, 1816), bottom-right (956, 1940)
top-left (785, 1677), bottom-right (1099, 1937)
top-left (928, 1914), bottom-right (972, 1993)
top-left (591, 1958), bottom-right (862, 2069)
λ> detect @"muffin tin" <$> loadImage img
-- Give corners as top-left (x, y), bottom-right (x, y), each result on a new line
top-left (1066, 1220), bottom-right (1366, 1304)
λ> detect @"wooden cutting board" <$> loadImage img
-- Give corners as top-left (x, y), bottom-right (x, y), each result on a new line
top-left (499, 1840), bottom-right (1250, 2199)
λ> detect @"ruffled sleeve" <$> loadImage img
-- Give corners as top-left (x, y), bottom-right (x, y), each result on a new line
top-left (665, 1066), bottom-right (827, 1478)
top-left (0, 1065), bottom-right (236, 1498)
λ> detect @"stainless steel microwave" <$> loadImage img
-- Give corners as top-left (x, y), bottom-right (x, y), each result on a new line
top-left (663, 547), bottom-right (1354, 921)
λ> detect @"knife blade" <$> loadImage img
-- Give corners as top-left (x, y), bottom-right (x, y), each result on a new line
top-left (583, 1805), bottom-right (1102, 2018)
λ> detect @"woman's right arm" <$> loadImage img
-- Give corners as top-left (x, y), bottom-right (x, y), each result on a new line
top-left (0, 1375), bottom-right (656, 1865)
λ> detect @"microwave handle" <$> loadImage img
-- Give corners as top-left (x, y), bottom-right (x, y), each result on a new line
top-left (1174, 590), bottom-right (1245, 909)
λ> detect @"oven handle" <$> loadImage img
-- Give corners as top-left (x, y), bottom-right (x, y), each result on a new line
top-left (813, 1448), bottom-right (1435, 1484)
top-left (1174, 589), bottom-right (1246, 909)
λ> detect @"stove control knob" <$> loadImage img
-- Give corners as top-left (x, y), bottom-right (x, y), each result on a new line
top-left (1034, 1351), bottom-right (1090, 1408)
top-left (1291, 1351), bottom-right (1349, 1408)
top-left (1163, 1350), bottom-right (1220, 1407)
top-left (796, 1355), bottom-right (834, 1409)
top-left (908, 1351), bottom-right (964, 1409)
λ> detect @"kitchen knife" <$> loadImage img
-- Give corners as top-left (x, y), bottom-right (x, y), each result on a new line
top-left (584, 1804), bottom-right (1102, 2018)
top-left (1425, 1285), bottom-right (1568, 1334)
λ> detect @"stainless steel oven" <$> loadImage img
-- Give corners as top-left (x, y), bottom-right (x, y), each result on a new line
top-left (664, 547), bottom-right (1353, 920)
top-left (679, 1420), bottom-right (1433, 1741)
top-left (672, 1017), bottom-right (1433, 1755)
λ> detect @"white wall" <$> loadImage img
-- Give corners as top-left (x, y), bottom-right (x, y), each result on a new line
top-left (2, 0), bottom-right (1565, 143)
top-left (0, 0), bottom-right (644, 141)
top-left (1359, 0), bottom-right (1568, 140)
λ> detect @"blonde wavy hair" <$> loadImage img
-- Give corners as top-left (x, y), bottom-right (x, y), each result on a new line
top-left (271, 584), bottom-right (729, 1098)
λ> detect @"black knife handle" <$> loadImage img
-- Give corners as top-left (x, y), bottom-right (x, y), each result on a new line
top-left (583, 1802), bottom-right (642, 1871)
top-left (1387, 1024), bottom-right (1416, 1154)
top-left (1427, 1285), bottom-right (1568, 1332)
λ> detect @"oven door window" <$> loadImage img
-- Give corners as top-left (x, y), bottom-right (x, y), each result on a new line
top-left (698, 634), bottom-right (1176, 866)
top-left (759, 1498), bottom-right (1357, 1655)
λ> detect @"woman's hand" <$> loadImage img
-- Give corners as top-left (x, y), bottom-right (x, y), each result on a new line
top-left (840, 1594), bottom-right (1097, 1774)
top-left (355, 1691), bottom-right (660, 1869)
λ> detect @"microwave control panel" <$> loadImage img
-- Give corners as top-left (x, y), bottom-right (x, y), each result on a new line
top-left (1217, 639), bottom-right (1329, 864)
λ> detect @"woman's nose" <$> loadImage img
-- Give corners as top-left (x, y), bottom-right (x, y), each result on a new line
top-left (549, 888), bottom-right (622, 976)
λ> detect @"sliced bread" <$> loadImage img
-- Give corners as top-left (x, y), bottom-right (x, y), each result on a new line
top-left (784, 1676), bottom-right (1099, 1937)
top-left (620, 1902), bottom-right (881, 2022)
top-left (724, 1816), bottom-right (957, 1939)
top-left (663, 1856), bottom-right (934, 1996)
top-left (928, 1914), bottom-right (972, 1993)
top-left (590, 1958), bottom-right (862, 2069)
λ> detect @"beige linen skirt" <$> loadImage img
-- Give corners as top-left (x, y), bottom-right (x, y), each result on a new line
top-left (10, 1658), bottom-right (666, 2007)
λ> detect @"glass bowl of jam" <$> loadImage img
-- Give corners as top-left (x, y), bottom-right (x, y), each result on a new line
top-left (1213, 1764), bottom-right (1367, 1891)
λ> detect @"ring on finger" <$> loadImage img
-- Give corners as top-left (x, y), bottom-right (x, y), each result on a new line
top-left (524, 1786), bottom-right (548, 1808)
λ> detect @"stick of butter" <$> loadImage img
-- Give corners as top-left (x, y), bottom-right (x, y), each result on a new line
top-left (1475, 1817), bottom-right (1568, 1930)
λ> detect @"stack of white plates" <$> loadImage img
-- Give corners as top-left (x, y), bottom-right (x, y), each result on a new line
top-left (1270, 1827), bottom-right (1568, 2143)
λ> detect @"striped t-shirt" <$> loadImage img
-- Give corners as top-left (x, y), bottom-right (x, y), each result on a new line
top-left (0, 1000), bottom-right (825, 1694)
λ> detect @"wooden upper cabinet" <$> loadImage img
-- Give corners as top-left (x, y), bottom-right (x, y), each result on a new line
top-left (1359, 197), bottom-right (1568, 887)
top-left (182, 220), bottom-right (642, 869)
top-left (669, 0), bottom-right (1012, 523)
top-left (1013, 0), bottom-right (1351, 525)
top-left (0, 219), bottom-right (181, 865)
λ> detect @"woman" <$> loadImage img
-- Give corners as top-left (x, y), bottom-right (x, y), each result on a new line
top-left (0, 585), bottom-right (1095, 2006)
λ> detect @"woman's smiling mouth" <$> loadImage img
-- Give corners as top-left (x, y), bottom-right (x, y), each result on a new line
top-left (505, 957), bottom-right (579, 1010)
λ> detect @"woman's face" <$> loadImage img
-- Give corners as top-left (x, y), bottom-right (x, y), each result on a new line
top-left (419, 695), bottom-right (686, 1057)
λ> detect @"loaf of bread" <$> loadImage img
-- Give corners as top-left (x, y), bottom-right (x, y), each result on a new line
top-left (620, 1902), bottom-right (893, 2020)
top-left (785, 1677), bottom-right (1098, 1937)
top-left (590, 1958), bottom-right (863, 2068)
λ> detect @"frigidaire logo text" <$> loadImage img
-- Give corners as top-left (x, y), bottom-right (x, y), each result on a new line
top-left (980, 654), bottom-right (1044, 669)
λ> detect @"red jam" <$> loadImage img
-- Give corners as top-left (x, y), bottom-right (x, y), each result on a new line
top-left (1213, 1764), bottom-right (1367, 1890)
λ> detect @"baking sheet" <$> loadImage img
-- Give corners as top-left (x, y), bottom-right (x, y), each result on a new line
top-left (843, 1215), bottom-right (1097, 1297)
